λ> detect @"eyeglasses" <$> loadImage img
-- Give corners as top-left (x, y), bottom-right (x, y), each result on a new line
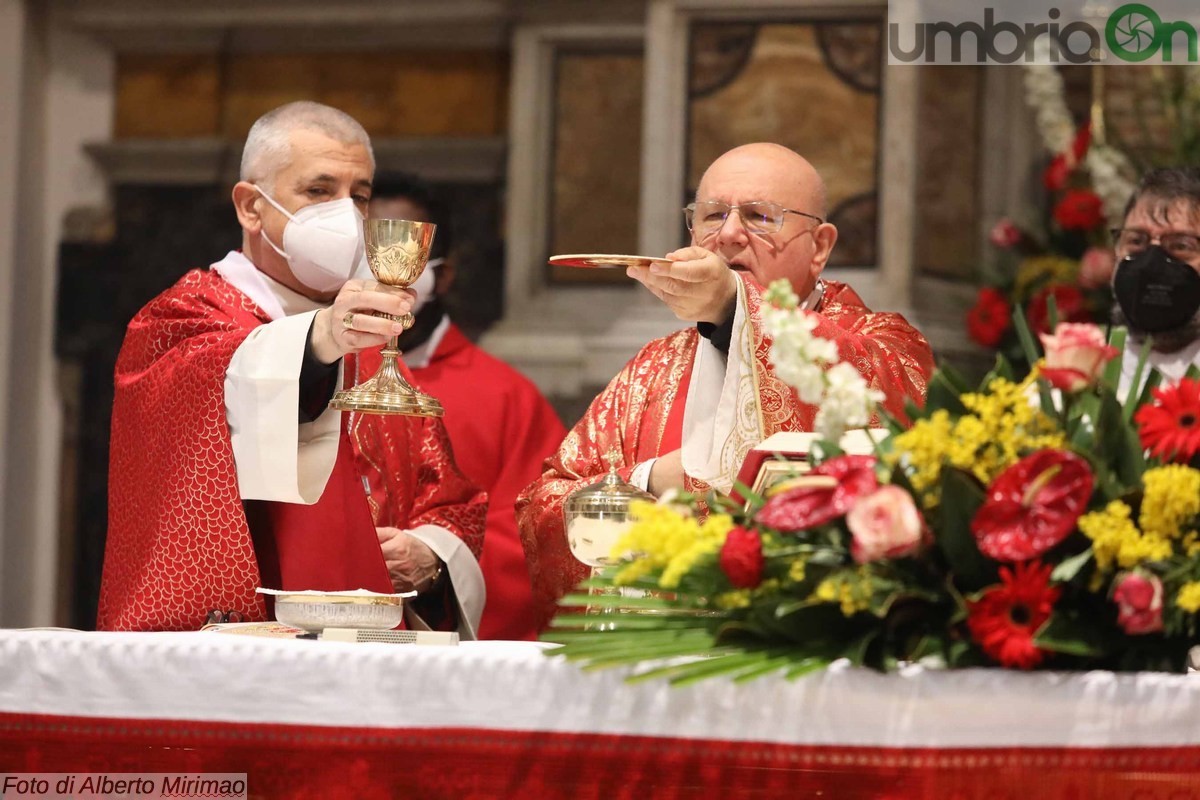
top-left (1111, 228), bottom-right (1200, 259)
top-left (684, 200), bottom-right (824, 240)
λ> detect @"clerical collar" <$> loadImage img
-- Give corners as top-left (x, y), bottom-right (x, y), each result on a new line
top-left (258, 271), bottom-right (325, 317)
top-left (210, 250), bottom-right (324, 320)
top-left (801, 279), bottom-right (825, 311)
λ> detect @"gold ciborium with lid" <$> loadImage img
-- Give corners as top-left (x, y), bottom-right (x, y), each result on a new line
top-left (563, 451), bottom-right (654, 569)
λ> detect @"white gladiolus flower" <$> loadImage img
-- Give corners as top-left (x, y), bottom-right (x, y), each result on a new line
top-left (761, 279), bottom-right (882, 443)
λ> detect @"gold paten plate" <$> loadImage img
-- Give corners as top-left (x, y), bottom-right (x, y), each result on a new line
top-left (549, 253), bottom-right (672, 269)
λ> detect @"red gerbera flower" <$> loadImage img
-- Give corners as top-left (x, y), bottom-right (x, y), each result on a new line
top-left (971, 449), bottom-right (1094, 562)
top-left (967, 561), bottom-right (1061, 669)
top-left (1134, 377), bottom-right (1200, 463)
top-left (966, 287), bottom-right (1011, 347)
top-left (1053, 188), bottom-right (1105, 231)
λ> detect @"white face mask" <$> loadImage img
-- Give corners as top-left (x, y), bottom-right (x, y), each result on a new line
top-left (408, 258), bottom-right (442, 314)
top-left (256, 188), bottom-right (366, 293)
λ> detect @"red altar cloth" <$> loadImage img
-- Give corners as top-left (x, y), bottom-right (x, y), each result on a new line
top-left (3, 712), bottom-right (1198, 800)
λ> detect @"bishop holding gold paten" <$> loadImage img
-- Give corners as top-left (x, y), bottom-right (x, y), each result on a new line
top-left (518, 143), bottom-right (935, 632)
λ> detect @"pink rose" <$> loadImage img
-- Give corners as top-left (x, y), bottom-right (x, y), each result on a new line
top-left (989, 218), bottom-right (1023, 249)
top-left (846, 485), bottom-right (923, 564)
top-left (1112, 571), bottom-right (1164, 635)
top-left (1079, 246), bottom-right (1116, 289)
top-left (1038, 322), bottom-right (1120, 393)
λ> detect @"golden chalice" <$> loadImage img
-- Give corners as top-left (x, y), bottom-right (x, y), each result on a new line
top-left (328, 218), bottom-right (444, 417)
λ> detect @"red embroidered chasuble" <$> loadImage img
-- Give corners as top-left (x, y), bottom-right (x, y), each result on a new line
top-left (515, 278), bottom-right (934, 632)
top-left (99, 268), bottom-right (486, 632)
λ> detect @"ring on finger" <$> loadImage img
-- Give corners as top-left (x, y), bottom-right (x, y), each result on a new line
top-left (342, 311), bottom-right (355, 330)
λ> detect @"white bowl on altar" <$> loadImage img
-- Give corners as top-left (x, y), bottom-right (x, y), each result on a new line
top-left (256, 588), bottom-right (413, 633)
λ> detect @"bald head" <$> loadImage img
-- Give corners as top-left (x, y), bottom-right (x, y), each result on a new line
top-left (697, 143), bottom-right (827, 219)
top-left (691, 143), bottom-right (836, 297)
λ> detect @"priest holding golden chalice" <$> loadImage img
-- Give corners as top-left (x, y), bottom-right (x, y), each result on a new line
top-left (99, 101), bottom-right (486, 636)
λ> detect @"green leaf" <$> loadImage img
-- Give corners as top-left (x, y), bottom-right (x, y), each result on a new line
top-left (1012, 306), bottom-right (1054, 416)
top-left (1050, 548), bottom-right (1094, 584)
top-left (1094, 386), bottom-right (1146, 491)
top-left (784, 656), bottom-right (832, 680)
top-left (557, 593), bottom-right (703, 611)
top-left (730, 479), bottom-right (766, 512)
top-left (906, 633), bottom-right (947, 663)
top-left (844, 628), bottom-right (881, 667)
top-left (1122, 338), bottom-right (1153, 420)
top-left (924, 370), bottom-right (969, 416)
top-left (1033, 611), bottom-right (1114, 658)
top-left (1102, 327), bottom-right (1127, 389)
top-left (985, 353), bottom-right (1015, 384)
top-left (1134, 368), bottom-right (1163, 411)
top-left (548, 614), bottom-right (711, 631)
top-left (945, 638), bottom-right (975, 667)
top-left (936, 469), bottom-right (998, 592)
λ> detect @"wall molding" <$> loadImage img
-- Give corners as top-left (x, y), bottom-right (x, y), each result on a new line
top-left (84, 136), bottom-right (508, 186)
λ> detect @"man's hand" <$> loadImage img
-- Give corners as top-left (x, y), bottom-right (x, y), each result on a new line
top-left (626, 246), bottom-right (737, 324)
top-left (310, 280), bottom-right (416, 365)
top-left (648, 449), bottom-right (686, 497)
top-left (376, 526), bottom-right (443, 593)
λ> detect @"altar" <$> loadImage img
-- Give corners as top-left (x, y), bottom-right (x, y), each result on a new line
top-left (1, 629), bottom-right (1198, 799)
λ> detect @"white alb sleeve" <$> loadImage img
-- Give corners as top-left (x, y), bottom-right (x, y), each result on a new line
top-left (224, 309), bottom-right (342, 504)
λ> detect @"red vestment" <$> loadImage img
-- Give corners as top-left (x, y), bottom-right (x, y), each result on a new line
top-left (408, 322), bottom-right (567, 640)
top-left (515, 279), bottom-right (933, 631)
top-left (99, 268), bottom-right (486, 632)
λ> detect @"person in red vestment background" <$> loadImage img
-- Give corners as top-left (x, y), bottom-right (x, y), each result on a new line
top-left (370, 177), bottom-right (567, 640)
top-left (517, 143), bottom-right (935, 631)
top-left (99, 101), bottom-right (487, 634)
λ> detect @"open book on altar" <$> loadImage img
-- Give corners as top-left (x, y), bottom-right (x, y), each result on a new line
top-left (732, 428), bottom-right (886, 505)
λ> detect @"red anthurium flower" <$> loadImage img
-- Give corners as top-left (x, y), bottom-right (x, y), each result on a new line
top-left (1026, 283), bottom-right (1087, 335)
top-left (966, 287), bottom-right (1011, 347)
top-left (971, 449), bottom-right (1094, 562)
top-left (1134, 377), bottom-right (1200, 463)
top-left (719, 526), bottom-right (765, 589)
top-left (756, 455), bottom-right (878, 532)
top-left (967, 560), bottom-right (1061, 669)
top-left (1053, 188), bottom-right (1105, 231)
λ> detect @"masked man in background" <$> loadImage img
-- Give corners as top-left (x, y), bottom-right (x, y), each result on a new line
top-left (517, 143), bottom-right (934, 631)
top-left (1111, 166), bottom-right (1200, 392)
top-left (370, 178), bottom-right (567, 640)
top-left (100, 101), bottom-right (486, 634)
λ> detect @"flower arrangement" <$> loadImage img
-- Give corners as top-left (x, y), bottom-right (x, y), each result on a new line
top-left (966, 64), bottom-right (1137, 363)
top-left (546, 282), bottom-right (1200, 684)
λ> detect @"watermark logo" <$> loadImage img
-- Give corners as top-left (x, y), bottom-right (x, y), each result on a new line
top-left (888, 0), bottom-right (1200, 64)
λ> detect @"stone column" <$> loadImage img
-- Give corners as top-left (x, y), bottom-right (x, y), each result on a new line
top-left (0, 0), bottom-right (113, 627)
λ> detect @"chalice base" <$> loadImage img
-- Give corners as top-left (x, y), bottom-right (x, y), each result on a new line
top-left (329, 348), bottom-right (444, 417)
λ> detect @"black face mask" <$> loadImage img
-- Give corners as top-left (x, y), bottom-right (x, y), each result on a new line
top-left (1113, 245), bottom-right (1200, 333)
top-left (395, 296), bottom-right (446, 353)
